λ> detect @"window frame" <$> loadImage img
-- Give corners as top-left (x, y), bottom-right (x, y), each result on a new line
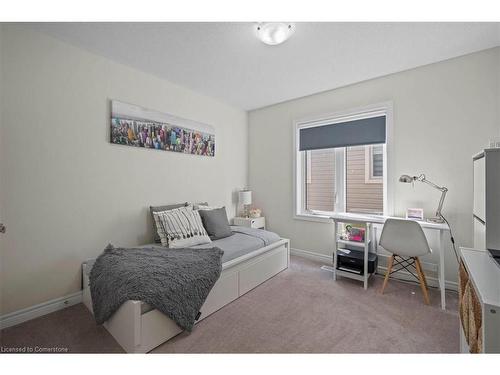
top-left (293, 102), bottom-right (393, 223)
top-left (303, 148), bottom-right (345, 215)
top-left (364, 144), bottom-right (384, 184)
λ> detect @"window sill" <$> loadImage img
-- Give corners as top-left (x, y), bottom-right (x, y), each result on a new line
top-left (294, 212), bottom-right (388, 224)
top-left (293, 213), bottom-right (332, 223)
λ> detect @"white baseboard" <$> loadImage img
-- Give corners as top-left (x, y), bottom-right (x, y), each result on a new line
top-left (291, 248), bottom-right (332, 263)
top-left (377, 264), bottom-right (458, 291)
top-left (291, 247), bottom-right (458, 291)
top-left (0, 291), bottom-right (83, 330)
top-left (375, 252), bottom-right (438, 273)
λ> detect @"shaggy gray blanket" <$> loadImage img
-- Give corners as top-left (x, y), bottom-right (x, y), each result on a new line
top-left (89, 244), bottom-right (223, 331)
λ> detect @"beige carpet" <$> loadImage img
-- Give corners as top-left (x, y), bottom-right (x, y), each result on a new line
top-left (0, 256), bottom-right (459, 353)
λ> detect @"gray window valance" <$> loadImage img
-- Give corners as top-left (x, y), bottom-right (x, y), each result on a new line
top-left (299, 115), bottom-right (386, 151)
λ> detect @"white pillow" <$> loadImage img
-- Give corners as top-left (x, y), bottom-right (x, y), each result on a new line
top-left (153, 205), bottom-right (211, 248)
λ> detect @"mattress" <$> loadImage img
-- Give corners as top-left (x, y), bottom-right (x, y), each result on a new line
top-left (84, 226), bottom-right (281, 314)
top-left (193, 227), bottom-right (280, 262)
top-left (136, 226), bottom-right (280, 263)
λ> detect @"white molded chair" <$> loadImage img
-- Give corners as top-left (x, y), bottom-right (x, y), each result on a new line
top-left (379, 218), bottom-right (431, 305)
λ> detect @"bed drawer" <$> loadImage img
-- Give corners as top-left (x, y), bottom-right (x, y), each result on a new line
top-left (138, 270), bottom-right (239, 352)
top-left (141, 309), bottom-right (182, 353)
top-left (239, 244), bottom-right (287, 295)
top-left (199, 269), bottom-right (239, 319)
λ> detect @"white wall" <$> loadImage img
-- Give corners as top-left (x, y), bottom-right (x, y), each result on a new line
top-left (249, 47), bottom-right (500, 284)
top-left (0, 26), bottom-right (248, 315)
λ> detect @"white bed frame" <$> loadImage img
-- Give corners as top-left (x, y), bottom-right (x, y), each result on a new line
top-left (82, 238), bottom-right (290, 353)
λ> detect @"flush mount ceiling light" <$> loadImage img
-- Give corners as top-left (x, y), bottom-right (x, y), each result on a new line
top-left (255, 22), bottom-right (294, 45)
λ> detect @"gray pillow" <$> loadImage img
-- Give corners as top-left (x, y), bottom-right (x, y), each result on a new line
top-left (198, 207), bottom-right (233, 240)
top-left (150, 203), bottom-right (187, 243)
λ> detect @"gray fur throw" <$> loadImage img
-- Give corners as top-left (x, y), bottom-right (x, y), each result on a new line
top-left (89, 244), bottom-right (223, 331)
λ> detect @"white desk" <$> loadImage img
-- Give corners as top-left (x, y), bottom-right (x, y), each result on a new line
top-left (331, 213), bottom-right (450, 310)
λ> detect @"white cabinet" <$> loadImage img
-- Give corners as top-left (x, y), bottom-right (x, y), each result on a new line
top-left (463, 149), bottom-right (500, 354)
top-left (473, 217), bottom-right (486, 250)
top-left (233, 216), bottom-right (266, 229)
top-left (459, 247), bottom-right (500, 353)
top-left (472, 149), bottom-right (500, 251)
top-left (473, 155), bottom-right (485, 222)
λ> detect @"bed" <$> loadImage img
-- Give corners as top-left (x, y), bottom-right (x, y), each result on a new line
top-left (82, 226), bottom-right (290, 353)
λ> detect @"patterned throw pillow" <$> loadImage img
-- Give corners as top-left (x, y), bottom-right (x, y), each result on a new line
top-left (153, 205), bottom-right (211, 248)
top-left (150, 202), bottom-right (187, 243)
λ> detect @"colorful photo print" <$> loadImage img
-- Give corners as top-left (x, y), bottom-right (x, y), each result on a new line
top-left (111, 101), bottom-right (215, 157)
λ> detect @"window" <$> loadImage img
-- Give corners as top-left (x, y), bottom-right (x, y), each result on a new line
top-left (346, 145), bottom-right (384, 214)
top-left (365, 145), bottom-right (384, 183)
top-left (305, 149), bottom-right (337, 212)
top-left (295, 106), bottom-right (389, 218)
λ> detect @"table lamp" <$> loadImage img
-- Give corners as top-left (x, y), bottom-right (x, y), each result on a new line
top-left (238, 190), bottom-right (252, 218)
top-left (399, 174), bottom-right (448, 223)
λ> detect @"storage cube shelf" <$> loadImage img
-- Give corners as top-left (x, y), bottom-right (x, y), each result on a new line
top-left (332, 219), bottom-right (376, 290)
top-left (337, 238), bottom-right (371, 248)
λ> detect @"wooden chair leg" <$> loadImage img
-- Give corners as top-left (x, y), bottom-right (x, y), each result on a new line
top-left (415, 257), bottom-right (429, 290)
top-left (380, 255), bottom-right (394, 294)
top-left (415, 257), bottom-right (430, 305)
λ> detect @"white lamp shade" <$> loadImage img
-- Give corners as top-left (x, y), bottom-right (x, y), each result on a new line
top-left (239, 191), bottom-right (252, 205)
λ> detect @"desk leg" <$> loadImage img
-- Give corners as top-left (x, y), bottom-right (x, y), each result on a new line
top-left (333, 221), bottom-right (338, 281)
top-left (439, 230), bottom-right (446, 310)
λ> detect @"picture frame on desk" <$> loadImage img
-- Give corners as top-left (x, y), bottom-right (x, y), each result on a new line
top-left (406, 208), bottom-right (424, 220)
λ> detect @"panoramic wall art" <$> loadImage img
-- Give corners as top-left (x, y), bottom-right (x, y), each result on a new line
top-left (110, 100), bottom-right (215, 157)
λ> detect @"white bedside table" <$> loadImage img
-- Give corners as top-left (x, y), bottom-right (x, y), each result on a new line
top-left (233, 216), bottom-right (266, 230)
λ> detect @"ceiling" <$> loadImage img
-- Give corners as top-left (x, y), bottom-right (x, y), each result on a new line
top-left (32, 23), bottom-right (500, 110)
